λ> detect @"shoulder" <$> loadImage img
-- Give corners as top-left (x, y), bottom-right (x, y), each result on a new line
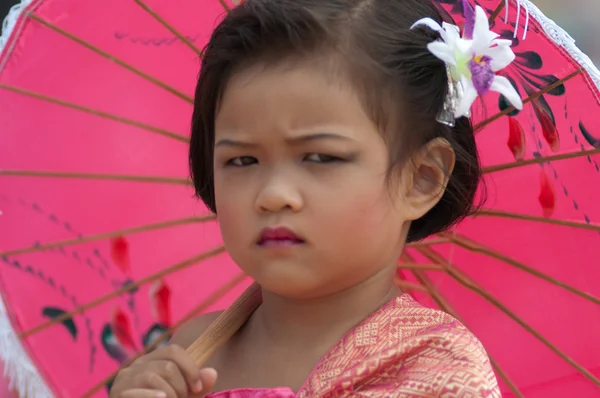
top-left (170, 311), bottom-right (223, 349)
top-left (305, 296), bottom-right (500, 397)
top-left (392, 295), bottom-right (490, 361)
top-left (390, 295), bottom-right (501, 397)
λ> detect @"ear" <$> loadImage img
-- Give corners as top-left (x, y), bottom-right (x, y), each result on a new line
top-left (400, 138), bottom-right (455, 221)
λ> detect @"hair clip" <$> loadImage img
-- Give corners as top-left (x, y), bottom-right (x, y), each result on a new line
top-left (436, 67), bottom-right (464, 127)
top-left (411, 1), bottom-right (523, 126)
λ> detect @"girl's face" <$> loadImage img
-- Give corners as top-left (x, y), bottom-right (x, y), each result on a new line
top-left (213, 64), bottom-right (441, 299)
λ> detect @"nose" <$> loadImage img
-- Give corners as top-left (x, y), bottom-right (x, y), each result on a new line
top-left (255, 176), bottom-right (303, 214)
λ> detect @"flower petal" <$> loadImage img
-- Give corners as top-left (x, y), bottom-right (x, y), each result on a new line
top-left (427, 41), bottom-right (457, 66)
top-left (462, 0), bottom-right (476, 39)
top-left (471, 6), bottom-right (492, 52)
top-left (411, 18), bottom-right (442, 33)
top-left (442, 22), bottom-right (461, 44)
top-left (455, 38), bottom-right (473, 55)
top-left (491, 75), bottom-right (523, 110)
top-left (482, 45), bottom-right (516, 71)
top-left (469, 57), bottom-right (494, 94)
top-left (455, 76), bottom-right (478, 118)
top-left (485, 31), bottom-right (500, 42)
top-left (492, 38), bottom-right (513, 47)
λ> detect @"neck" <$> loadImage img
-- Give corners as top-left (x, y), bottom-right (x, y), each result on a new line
top-left (248, 266), bottom-right (400, 352)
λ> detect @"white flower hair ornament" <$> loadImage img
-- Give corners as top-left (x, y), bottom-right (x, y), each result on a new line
top-left (411, 2), bottom-right (523, 126)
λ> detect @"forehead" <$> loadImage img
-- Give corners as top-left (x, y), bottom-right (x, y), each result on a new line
top-left (214, 63), bottom-right (380, 140)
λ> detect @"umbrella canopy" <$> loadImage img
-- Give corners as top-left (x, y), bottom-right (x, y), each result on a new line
top-left (0, 0), bottom-right (250, 396)
top-left (0, 0), bottom-right (599, 397)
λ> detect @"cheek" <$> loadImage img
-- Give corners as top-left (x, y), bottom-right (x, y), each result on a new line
top-left (319, 182), bottom-right (405, 243)
top-left (323, 170), bottom-right (401, 218)
top-left (214, 169), bottom-right (249, 213)
top-left (316, 192), bottom-right (404, 277)
top-left (214, 179), bottom-right (249, 243)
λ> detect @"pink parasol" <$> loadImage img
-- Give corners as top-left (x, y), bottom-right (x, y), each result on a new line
top-left (0, 0), bottom-right (599, 397)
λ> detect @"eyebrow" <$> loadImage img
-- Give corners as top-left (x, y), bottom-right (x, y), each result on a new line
top-left (214, 132), bottom-right (353, 148)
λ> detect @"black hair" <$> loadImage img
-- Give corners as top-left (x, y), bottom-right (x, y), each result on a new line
top-left (189, 0), bottom-right (483, 242)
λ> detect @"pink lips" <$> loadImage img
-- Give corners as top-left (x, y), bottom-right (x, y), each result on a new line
top-left (258, 227), bottom-right (305, 248)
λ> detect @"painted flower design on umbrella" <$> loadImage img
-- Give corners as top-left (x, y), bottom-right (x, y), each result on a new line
top-left (411, 2), bottom-right (523, 118)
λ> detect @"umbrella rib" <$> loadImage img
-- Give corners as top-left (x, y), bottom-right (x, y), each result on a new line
top-left (440, 231), bottom-right (600, 305)
top-left (394, 260), bottom-right (418, 300)
top-left (405, 237), bottom-right (452, 247)
top-left (415, 245), bottom-right (600, 387)
top-left (0, 84), bottom-right (189, 143)
top-left (474, 68), bottom-right (583, 132)
top-left (402, 252), bottom-right (524, 397)
top-left (0, 170), bottom-right (191, 186)
top-left (394, 280), bottom-right (428, 293)
top-left (217, 0), bottom-right (231, 12)
top-left (81, 272), bottom-right (248, 398)
top-left (474, 208), bottom-right (600, 232)
top-left (482, 147), bottom-right (600, 174)
top-left (397, 262), bottom-right (444, 271)
top-left (0, 215), bottom-right (215, 257)
top-left (19, 246), bottom-right (226, 339)
top-left (133, 0), bottom-right (203, 56)
top-left (26, 13), bottom-right (193, 104)
top-left (488, 0), bottom-right (507, 25)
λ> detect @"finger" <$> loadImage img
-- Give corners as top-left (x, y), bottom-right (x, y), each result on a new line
top-left (137, 373), bottom-right (178, 398)
top-left (137, 345), bottom-right (201, 393)
top-left (151, 361), bottom-right (188, 398)
top-left (196, 368), bottom-right (218, 396)
top-left (120, 389), bottom-right (168, 398)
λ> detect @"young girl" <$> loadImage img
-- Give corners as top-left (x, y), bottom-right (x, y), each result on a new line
top-left (110, 0), bottom-right (521, 396)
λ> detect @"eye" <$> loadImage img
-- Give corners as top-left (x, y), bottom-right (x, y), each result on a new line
top-left (304, 153), bottom-right (343, 163)
top-left (227, 156), bottom-right (257, 167)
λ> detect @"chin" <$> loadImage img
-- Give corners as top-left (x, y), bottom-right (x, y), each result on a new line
top-left (258, 272), bottom-right (355, 300)
top-left (250, 270), bottom-right (326, 299)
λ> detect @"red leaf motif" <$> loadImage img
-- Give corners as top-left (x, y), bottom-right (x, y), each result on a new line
top-left (110, 236), bottom-right (131, 275)
top-left (150, 279), bottom-right (172, 327)
top-left (507, 117), bottom-right (526, 160)
top-left (533, 101), bottom-right (560, 152)
top-left (538, 171), bottom-right (556, 217)
top-left (112, 307), bottom-right (137, 352)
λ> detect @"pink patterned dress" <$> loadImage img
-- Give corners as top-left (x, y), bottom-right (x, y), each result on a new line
top-left (207, 295), bottom-right (500, 397)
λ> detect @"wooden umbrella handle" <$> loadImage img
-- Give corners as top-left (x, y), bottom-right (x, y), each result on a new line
top-left (186, 282), bottom-right (262, 367)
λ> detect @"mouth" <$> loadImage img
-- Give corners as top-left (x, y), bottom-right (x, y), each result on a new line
top-left (257, 226), bottom-right (305, 248)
